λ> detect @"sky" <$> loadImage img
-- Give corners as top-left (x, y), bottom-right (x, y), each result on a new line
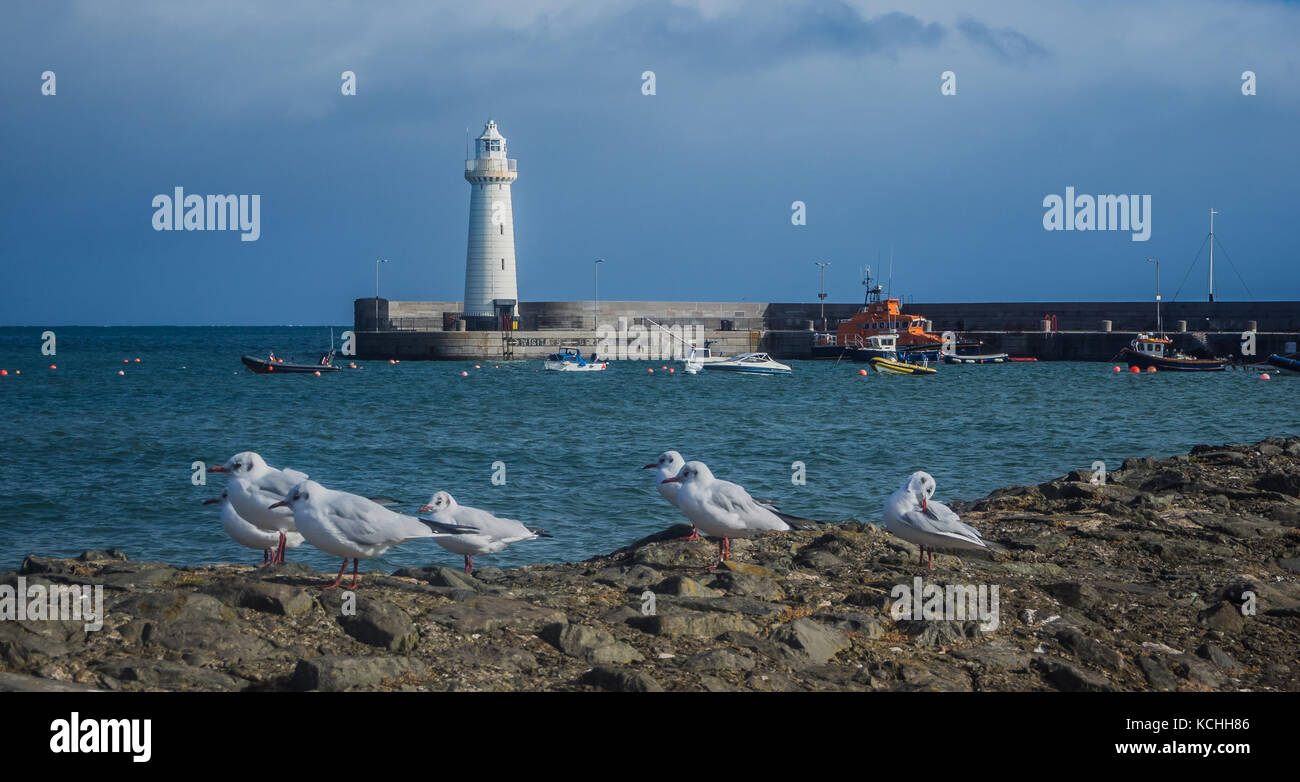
top-left (1, 0), bottom-right (1297, 326)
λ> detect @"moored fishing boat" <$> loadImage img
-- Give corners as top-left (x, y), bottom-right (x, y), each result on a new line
top-left (836, 268), bottom-right (944, 355)
top-left (1119, 334), bottom-right (1226, 372)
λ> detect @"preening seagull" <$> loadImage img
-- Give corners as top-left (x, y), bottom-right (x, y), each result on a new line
top-left (882, 471), bottom-right (993, 569)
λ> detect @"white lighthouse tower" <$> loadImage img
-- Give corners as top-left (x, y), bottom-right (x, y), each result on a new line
top-left (463, 119), bottom-right (518, 321)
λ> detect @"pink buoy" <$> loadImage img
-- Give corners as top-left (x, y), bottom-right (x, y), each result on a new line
top-left (118, 370), bottom-right (125, 375)
top-left (1260, 373), bottom-right (1271, 380)
top-left (313, 370), bottom-right (321, 376)
top-left (460, 371), bottom-right (469, 376)
top-left (474, 364), bottom-right (481, 369)
top-left (1112, 366), bottom-right (1121, 372)
top-left (668, 368), bottom-right (675, 373)
top-left (647, 368), bottom-right (654, 373)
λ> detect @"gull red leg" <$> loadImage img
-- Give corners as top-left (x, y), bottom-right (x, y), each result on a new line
top-left (322, 558), bottom-right (348, 590)
top-left (706, 538), bottom-right (725, 571)
top-left (347, 558), bottom-right (360, 589)
top-left (928, 549), bottom-right (935, 570)
top-left (680, 526), bottom-right (701, 541)
top-left (276, 532), bottom-right (287, 564)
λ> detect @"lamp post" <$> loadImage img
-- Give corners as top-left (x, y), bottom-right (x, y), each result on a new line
top-left (594, 258), bottom-right (604, 330)
top-left (1147, 257), bottom-right (1161, 336)
top-left (814, 261), bottom-right (830, 330)
top-left (375, 259), bottom-right (389, 331)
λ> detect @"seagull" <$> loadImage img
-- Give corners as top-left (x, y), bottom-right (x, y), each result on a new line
top-left (883, 471), bottom-right (993, 569)
top-left (662, 460), bottom-right (798, 569)
top-left (271, 480), bottom-right (478, 589)
top-left (209, 451), bottom-right (307, 564)
top-left (203, 489), bottom-right (304, 566)
top-left (417, 491), bottom-right (552, 574)
top-left (643, 450), bottom-right (700, 540)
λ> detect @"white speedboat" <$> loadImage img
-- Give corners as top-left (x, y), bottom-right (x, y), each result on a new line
top-left (543, 348), bottom-right (608, 372)
top-left (704, 352), bottom-right (792, 375)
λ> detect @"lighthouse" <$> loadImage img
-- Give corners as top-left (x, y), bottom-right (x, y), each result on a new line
top-left (463, 119), bottom-right (518, 321)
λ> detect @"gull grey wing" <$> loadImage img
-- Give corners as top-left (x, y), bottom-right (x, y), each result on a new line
top-left (901, 507), bottom-right (986, 545)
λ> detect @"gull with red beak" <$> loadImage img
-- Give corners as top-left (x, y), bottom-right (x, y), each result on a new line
top-left (663, 461), bottom-right (795, 569)
top-left (208, 451), bottom-right (307, 565)
top-left (271, 480), bottom-right (478, 590)
top-left (882, 471), bottom-right (992, 569)
top-left (204, 489), bottom-right (304, 566)
top-left (418, 491), bottom-right (552, 574)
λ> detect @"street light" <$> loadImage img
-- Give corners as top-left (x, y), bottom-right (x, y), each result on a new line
top-left (375, 259), bottom-right (389, 331)
top-left (1147, 257), bottom-right (1161, 336)
top-left (814, 261), bottom-right (830, 330)
top-left (594, 258), bottom-right (604, 330)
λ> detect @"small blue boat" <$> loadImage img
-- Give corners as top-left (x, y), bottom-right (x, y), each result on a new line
top-left (1266, 353), bottom-right (1300, 374)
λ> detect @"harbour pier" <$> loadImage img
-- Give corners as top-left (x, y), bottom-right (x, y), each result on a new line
top-left (353, 299), bottom-right (1300, 362)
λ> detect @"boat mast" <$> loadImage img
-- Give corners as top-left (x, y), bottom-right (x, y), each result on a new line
top-left (1147, 257), bottom-right (1161, 336)
top-left (1208, 208), bottom-right (1218, 302)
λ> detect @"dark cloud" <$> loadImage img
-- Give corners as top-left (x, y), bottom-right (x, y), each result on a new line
top-left (956, 16), bottom-right (1049, 61)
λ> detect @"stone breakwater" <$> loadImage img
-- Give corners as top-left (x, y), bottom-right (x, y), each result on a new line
top-left (3, 437), bottom-right (1299, 692)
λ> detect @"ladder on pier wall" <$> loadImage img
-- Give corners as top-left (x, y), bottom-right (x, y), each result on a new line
top-left (500, 329), bottom-right (514, 360)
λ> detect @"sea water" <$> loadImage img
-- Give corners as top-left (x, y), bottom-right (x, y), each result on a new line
top-left (1, 326), bottom-right (1294, 573)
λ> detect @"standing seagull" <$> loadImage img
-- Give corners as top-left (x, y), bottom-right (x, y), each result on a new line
top-left (418, 491), bottom-right (551, 574)
top-left (203, 489), bottom-right (304, 566)
top-left (643, 450), bottom-right (700, 540)
top-left (271, 480), bottom-right (477, 589)
top-left (883, 471), bottom-right (992, 569)
top-left (662, 461), bottom-right (796, 569)
top-left (209, 451), bottom-right (306, 565)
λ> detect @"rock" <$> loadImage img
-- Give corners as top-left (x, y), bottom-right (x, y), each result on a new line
top-left (0, 672), bottom-right (104, 692)
top-left (1198, 601), bottom-right (1245, 633)
top-left (813, 611), bottom-right (884, 638)
top-left (718, 560), bottom-right (780, 578)
top-left (95, 658), bottom-right (246, 691)
top-left (708, 571), bottom-right (785, 601)
top-left (579, 666), bottom-right (664, 693)
top-left (1195, 643), bottom-right (1241, 674)
top-left (539, 623), bottom-right (643, 664)
top-left (392, 566), bottom-right (483, 591)
top-left (652, 575), bottom-right (722, 598)
top-left (952, 641), bottom-right (1032, 672)
top-left (427, 596), bottom-right (566, 634)
top-left (683, 648), bottom-right (756, 672)
top-left (630, 609), bottom-right (758, 638)
top-left (201, 579), bottom-right (314, 616)
top-left (633, 542), bottom-right (704, 568)
top-left (593, 565), bottom-right (661, 590)
top-left (1045, 581), bottom-right (1101, 611)
top-left (337, 599), bottom-right (418, 652)
top-left (1136, 655), bottom-right (1181, 691)
top-left (77, 550), bottom-right (130, 562)
top-left (142, 618), bottom-right (271, 663)
top-left (1054, 626), bottom-right (1126, 672)
top-left (443, 644), bottom-right (538, 674)
top-left (770, 618), bottom-right (850, 664)
top-left (1035, 657), bottom-right (1116, 692)
top-left (291, 655), bottom-right (429, 692)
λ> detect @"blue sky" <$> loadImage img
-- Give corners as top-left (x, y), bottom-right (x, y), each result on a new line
top-left (2, 0), bottom-right (1297, 325)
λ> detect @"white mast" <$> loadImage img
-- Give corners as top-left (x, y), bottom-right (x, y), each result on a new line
top-left (1208, 208), bottom-right (1218, 303)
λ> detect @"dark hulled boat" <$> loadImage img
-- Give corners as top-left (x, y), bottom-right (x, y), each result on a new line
top-left (241, 353), bottom-right (342, 374)
top-left (1266, 353), bottom-right (1300, 374)
top-left (1119, 334), bottom-right (1226, 372)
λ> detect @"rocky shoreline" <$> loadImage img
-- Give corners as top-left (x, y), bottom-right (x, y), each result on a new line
top-left (4, 437), bottom-right (1299, 692)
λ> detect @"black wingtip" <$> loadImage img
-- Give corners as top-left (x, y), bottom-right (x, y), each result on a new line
top-left (527, 527), bottom-right (553, 538)
top-left (775, 512), bottom-right (821, 531)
